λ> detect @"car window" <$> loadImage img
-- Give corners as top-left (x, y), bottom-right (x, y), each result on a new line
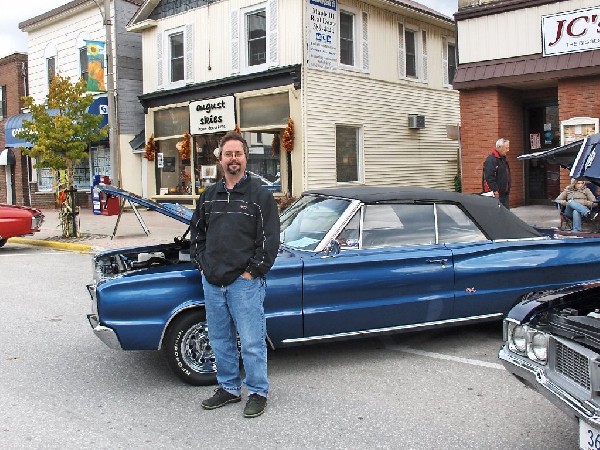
top-left (337, 211), bottom-right (361, 249)
top-left (362, 204), bottom-right (435, 248)
top-left (436, 204), bottom-right (488, 243)
top-left (280, 195), bottom-right (351, 250)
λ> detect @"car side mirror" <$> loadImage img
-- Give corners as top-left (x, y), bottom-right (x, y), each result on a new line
top-left (323, 239), bottom-right (341, 257)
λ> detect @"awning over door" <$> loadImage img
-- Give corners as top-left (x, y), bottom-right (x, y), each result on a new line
top-left (0, 148), bottom-right (15, 165)
top-left (4, 96), bottom-right (108, 148)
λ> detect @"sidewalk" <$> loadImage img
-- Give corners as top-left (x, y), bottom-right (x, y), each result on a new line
top-left (9, 206), bottom-right (189, 253)
top-left (8, 203), bottom-right (560, 254)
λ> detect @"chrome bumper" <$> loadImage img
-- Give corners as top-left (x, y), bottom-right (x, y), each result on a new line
top-left (499, 345), bottom-right (600, 427)
top-left (86, 282), bottom-right (122, 350)
top-left (87, 314), bottom-right (122, 350)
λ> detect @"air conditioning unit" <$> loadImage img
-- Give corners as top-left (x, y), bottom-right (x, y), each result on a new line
top-left (408, 114), bottom-right (425, 129)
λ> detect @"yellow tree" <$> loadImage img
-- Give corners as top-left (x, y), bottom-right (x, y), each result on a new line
top-left (17, 74), bottom-right (108, 237)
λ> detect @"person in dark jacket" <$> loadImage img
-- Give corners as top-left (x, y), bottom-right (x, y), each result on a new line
top-left (190, 131), bottom-right (280, 418)
top-left (482, 138), bottom-right (511, 209)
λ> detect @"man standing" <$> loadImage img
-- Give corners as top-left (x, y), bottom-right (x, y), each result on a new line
top-left (190, 131), bottom-right (280, 418)
top-left (483, 138), bottom-right (511, 209)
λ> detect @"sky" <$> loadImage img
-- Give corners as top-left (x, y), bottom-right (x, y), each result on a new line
top-left (0, 0), bottom-right (459, 59)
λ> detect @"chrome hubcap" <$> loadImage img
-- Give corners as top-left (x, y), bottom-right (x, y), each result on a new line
top-left (181, 321), bottom-right (216, 374)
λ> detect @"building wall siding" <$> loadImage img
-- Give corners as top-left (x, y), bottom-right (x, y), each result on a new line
top-left (140, 0), bottom-right (304, 95)
top-left (115, 0), bottom-right (144, 136)
top-left (304, 69), bottom-right (460, 190)
top-left (457, 0), bottom-right (599, 64)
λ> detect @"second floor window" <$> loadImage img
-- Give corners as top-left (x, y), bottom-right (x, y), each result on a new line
top-left (170, 31), bottom-right (185, 82)
top-left (247, 9), bottom-right (266, 66)
top-left (79, 47), bottom-right (88, 82)
top-left (47, 56), bottom-right (56, 86)
top-left (447, 42), bottom-right (456, 84)
top-left (0, 86), bottom-right (6, 120)
top-left (340, 11), bottom-right (354, 66)
top-left (405, 29), bottom-right (417, 78)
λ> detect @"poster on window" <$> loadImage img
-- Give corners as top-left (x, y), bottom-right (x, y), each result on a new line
top-left (307, 0), bottom-right (338, 71)
top-left (85, 40), bottom-right (106, 92)
top-left (530, 133), bottom-right (541, 150)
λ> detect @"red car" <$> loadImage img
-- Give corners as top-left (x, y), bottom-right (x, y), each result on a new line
top-left (0, 204), bottom-right (44, 247)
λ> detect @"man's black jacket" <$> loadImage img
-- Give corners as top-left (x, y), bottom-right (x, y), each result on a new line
top-left (190, 173), bottom-right (280, 286)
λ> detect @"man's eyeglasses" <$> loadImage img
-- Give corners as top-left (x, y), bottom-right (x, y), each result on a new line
top-left (222, 151), bottom-right (245, 159)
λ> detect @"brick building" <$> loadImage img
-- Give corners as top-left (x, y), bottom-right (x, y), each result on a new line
top-left (454, 0), bottom-right (600, 207)
top-left (0, 53), bottom-right (29, 205)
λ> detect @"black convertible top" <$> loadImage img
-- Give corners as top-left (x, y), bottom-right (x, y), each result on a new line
top-left (303, 186), bottom-right (542, 241)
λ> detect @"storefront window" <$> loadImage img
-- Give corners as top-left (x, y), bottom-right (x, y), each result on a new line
top-left (154, 107), bottom-right (189, 138)
top-left (38, 168), bottom-right (53, 192)
top-left (194, 134), bottom-right (223, 194)
top-left (239, 93), bottom-right (289, 129)
top-left (245, 131), bottom-right (281, 192)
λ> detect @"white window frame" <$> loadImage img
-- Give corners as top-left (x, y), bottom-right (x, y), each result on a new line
top-left (335, 125), bottom-right (363, 184)
top-left (44, 43), bottom-right (57, 93)
top-left (76, 32), bottom-right (91, 84)
top-left (398, 23), bottom-right (427, 82)
top-left (338, 6), bottom-right (368, 72)
top-left (166, 26), bottom-right (186, 87)
top-left (241, 3), bottom-right (268, 73)
top-left (443, 36), bottom-right (456, 87)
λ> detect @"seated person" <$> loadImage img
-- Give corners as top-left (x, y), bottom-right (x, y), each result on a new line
top-left (554, 177), bottom-right (598, 231)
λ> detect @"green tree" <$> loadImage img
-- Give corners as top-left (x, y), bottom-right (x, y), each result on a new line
top-left (17, 74), bottom-right (108, 237)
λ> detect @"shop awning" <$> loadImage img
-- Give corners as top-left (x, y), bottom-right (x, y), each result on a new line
top-left (517, 139), bottom-right (584, 169)
top-left (0, 148), bottom-right (16, 165)
top-left (4, 96), bottom-right (109, 148)
top-left (129, 129), bottom-right (145, 151)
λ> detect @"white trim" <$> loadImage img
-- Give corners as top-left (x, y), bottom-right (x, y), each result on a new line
top-left (338, 5), bottom-right (367, 72)
top-left (239, 2), bottom-right (270, 74)
top-left (165, 26), bottom-right (186, 89)
top-left (399, 23), bottom-right (427, 83)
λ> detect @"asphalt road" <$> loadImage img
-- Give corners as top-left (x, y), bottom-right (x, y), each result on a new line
top-left (0, 244), bottom-right (578, 449)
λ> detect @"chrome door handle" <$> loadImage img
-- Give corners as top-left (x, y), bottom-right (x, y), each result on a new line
top-left (426, 258), bottom-right (448, 266)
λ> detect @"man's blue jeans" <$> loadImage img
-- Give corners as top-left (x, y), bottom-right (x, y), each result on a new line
top-left (564, 199), bottom-right (591, 231)
top-left (201, 274), bottom-right (268, 397)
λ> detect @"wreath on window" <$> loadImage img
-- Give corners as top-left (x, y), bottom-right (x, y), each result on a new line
top-left (282, 117), bottom-right (294, 153)
top-left (177, 131), bottom-right (191, 160)
top-left (144, 134), bottom-right (156, 161)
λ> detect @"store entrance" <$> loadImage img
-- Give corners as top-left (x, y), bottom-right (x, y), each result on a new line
top-left (524, 104), bottom-right (561, 204)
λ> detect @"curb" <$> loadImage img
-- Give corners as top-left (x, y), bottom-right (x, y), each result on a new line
top-left (9, 237), bottom-right (95, 254)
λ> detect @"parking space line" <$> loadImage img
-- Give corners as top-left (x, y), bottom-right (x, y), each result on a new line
top-left (381, 337), bottom-right (505, 370)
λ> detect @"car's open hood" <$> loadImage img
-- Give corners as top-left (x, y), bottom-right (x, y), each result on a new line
top-left (97, 184), bottom-right (193, 225)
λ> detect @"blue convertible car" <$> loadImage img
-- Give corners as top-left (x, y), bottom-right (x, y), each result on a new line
top-left (87, 185), bottom-right (600, 385)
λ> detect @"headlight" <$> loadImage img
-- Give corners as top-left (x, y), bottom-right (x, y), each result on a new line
top-left (527, 331), bottom-right (548, 363)
top-left (508, 323), bottom-right (527, 353)
top-left (505, 319), bottom-right (548, 365)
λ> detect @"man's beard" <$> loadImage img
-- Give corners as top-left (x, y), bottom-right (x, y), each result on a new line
top-left (226, 163), bottom-right (241, 175)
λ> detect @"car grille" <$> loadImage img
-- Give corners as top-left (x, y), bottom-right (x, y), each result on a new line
top-left (555, 340), bottom-right (591, 391)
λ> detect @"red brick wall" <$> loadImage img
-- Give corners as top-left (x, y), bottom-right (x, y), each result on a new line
top-left (0, 53), bottom-right (29, 205)
top-left (459, 87), bottom-right (525, 207)
top-left (558, 76), bottom-right (600, 188)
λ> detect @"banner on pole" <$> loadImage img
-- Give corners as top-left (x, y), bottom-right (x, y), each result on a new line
top-left (85, 40), bottom-right (106, 92)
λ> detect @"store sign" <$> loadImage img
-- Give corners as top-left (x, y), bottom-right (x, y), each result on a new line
top-left (542, 6), bottom-right (600, 56)
top-left (307, 0), bottom-right (338, 71)
top-left (189, 96), bottom-right (236, 135)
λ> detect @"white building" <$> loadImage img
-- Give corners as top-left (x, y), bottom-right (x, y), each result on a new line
top-left (15, 0), bottom-right (144, 206)
top-left (128, 0), bottom-right (459, 204)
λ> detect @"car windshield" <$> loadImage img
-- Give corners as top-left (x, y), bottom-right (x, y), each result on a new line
top-left (280, 195), bottom-right (352, 250)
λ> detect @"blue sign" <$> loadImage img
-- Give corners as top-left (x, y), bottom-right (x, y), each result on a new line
top-left (310, 0), bottom-right (336, 11)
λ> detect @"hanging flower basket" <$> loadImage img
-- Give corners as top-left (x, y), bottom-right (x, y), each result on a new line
top-left (144, 134), bottom-right (156, 161)
top-left (282, 117), bottom-right (294, 153)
